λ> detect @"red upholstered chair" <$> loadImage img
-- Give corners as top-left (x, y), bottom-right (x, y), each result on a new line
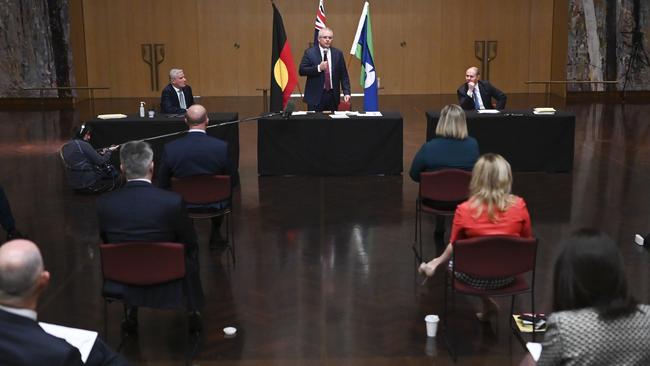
top-left (171, 175), bottom-right (235, 263)
top-left (98, 242), bottom-right (186, 336)
top-left (414, 170), bottom-right (471, 259)
top-left (443, 235), bottom-right (539, 360)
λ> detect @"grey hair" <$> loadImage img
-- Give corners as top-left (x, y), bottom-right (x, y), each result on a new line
top-left (169, 68), bottom-right (184, 81)
top-left (119, 140), bottom-right (153, 180)
top-left (0, 244), bottom-right (43, 301)
top-left (318, 28), bottom-right (333, 38)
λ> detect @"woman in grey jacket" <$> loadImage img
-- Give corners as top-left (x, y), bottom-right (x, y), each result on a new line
top-left (535, 229), bottom-right (650, 365)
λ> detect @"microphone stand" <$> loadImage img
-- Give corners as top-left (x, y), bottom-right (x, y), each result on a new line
top-left (97, 111), bottom-right (283, 149)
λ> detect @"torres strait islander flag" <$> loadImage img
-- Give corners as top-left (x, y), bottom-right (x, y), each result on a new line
top-left (313, 0), bottom-right (327, 45)
top-left (270, 3), bottom-right (298, 112)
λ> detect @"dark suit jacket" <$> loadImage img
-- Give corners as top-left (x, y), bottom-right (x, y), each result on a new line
top-left (457, 80), bottom-right (507, 110)
top-left (0, 308), bottom-right (83, 366)
top-left (160, 84), bottom-right (194, 114)
top-left (299, 46), bottom-right (351, 106)
top-left (157, 131), bottom-right (232, 189)
top-left (96, 181), bottom-right (203, 309)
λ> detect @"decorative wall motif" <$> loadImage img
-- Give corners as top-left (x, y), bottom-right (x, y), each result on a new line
top-left (568, 0), bottom-right (650, 91)
top-left (0, 0), bottom-right (74, 97)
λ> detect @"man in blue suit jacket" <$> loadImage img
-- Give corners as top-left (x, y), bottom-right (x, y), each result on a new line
top-left (160, 68), bottom-right (194, 114)
top-left (157, 104), bottom-right (233, 247)
top-left (0, 239), bottom-right (127, 366)
top-left (299, 28), bottom-right (351, 111)
top-left (97, 141), bottom-right (204, 334)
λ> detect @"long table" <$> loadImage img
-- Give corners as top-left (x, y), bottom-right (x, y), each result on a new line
top-left (258, 112), bottom-right (403, 176)
top-left (425, 110), bottom-right (575, 172)
top-left (86, 113), bottom-right (239, 171)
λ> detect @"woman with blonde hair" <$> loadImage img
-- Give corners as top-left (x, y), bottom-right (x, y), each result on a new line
top-left (419, 153), bottom-right (532, 320)
top-left (409, 104), bottom-right (479, 182)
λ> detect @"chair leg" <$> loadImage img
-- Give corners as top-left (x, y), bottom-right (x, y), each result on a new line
top-left (442, 272), bottom-right (457, 362)
top-left (104, 300), bottom-right (108, 341)
top-left (228, 213), bottom-right (236, 265)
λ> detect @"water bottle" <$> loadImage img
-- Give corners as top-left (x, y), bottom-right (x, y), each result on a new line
top-left (139, 101), bottom-right (145, 118)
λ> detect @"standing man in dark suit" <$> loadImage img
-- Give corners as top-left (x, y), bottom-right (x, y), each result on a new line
top-left (157, 104), bottom-right (233, 248)
top-left (0, 239), bottom-right (127, 366)
top-left (160, 68), bottom-right (194, 114)
top-left (299, 27), bottom-right (351, 111)
top-left (97, 141), bottom-right (203, 334)
top-left (457, 66), bottom-right (507, 110)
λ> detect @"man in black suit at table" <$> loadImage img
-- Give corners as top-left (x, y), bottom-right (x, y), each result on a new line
top-left (157, 104), bottom-right (233, 248)
top-left (160, 68), bottom-right (194, 114)
top-left (0, 239), bottom-right (127, 366)
top-left (97, 141), bottom-right (204, 334)
top-left (457, 66), bottom-right (507, 110)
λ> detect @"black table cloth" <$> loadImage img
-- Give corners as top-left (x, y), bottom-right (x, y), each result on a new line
top-left (425, 110), bottom-right (575, 172)
top-left (258, 112), bottom-right (403, 176)
top-left (86, 113), bottom-right (239, 172)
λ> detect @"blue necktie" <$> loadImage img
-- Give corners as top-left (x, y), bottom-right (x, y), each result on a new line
top-left (473, 89), bottom-right (481, 110)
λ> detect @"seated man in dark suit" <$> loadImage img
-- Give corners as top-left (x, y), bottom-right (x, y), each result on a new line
top-left (457, 66), bottom-right (507, 110)
top-left (96, 141), bottom-right (203, 334)
top-left (299, 27), bottom-right (351, 111)
top-left (160, 68), bottom-right (194, 114)
top-left (0, 239), bottom-right (128, 366)
top-left (157, 104), bottom-right (233, 248)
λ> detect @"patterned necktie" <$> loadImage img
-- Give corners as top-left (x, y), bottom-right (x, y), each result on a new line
top-left (323, 49), bottom-right (331, 91)
top-left (178, 90), bottom-right (187, 109)
top-left (472, 88), bottom-right (481, 109)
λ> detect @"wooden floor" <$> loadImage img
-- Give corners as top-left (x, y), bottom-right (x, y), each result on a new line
top-left (1, 95), bottom-right (649, 365)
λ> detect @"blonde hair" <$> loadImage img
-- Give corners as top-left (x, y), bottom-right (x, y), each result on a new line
top-left (468, 153), bottom-right (517, 222)
top-left (435, 104), bottom-right (468, 139)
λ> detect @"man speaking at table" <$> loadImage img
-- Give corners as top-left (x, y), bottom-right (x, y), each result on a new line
top-left (457, 66), bottom-right (507, 110)
top-left (299, 28), bottom-right (351, 112)
top-left (161, 68), bottom-right (194, 114)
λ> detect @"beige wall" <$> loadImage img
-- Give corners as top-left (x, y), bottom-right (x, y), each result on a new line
top-left (73, 0), bottom-right (566, 98)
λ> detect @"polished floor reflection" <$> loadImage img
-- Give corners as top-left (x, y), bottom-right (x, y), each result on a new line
top-left (0, 95), bottom-right (648, 365)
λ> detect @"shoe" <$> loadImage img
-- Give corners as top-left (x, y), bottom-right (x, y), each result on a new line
top-left (188, 311), bottom-right (202, 333)
top-left (476, 299), bottom-right (499, 322)
top-left (6, 229), bottom-right (26, 242)
top-left (121, 307), bottom-right (138, 334)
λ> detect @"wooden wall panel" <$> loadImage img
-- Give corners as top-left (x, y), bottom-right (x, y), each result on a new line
top-left (400, 1), bottom-right (441, 94)
top-left (196, 0), bottom-right (239, 96)
top-left (528, 0), bottom-right (555, 93)
top-left (78, 0), bottom-right (562, 98)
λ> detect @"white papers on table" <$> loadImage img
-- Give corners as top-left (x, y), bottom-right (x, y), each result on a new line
top-left (291, 111), bottom-right (309, 116)
top-left (533, 107), bottom-right (556, 115)
top-left (329, 114), bottom-right (349, 119)
top-left (332, 111), bottom-right (383, 117)
top-left (477, 109), bottom-right (500, 114)
top-left (96, 114), bottom-right (127, 119)
top-left (526, 342), bottom-right (542, 361)
top-left (40, 322), bottom-right (98, 363)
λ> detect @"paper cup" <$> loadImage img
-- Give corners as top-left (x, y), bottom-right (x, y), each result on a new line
top-left (425, 314), bottom-right (440, 337)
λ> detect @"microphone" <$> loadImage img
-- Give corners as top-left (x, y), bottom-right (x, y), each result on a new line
top-left (282, 101), bottom-right (295, 119)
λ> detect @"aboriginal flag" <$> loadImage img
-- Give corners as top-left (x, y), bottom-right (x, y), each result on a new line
top-left (270, 4), bottom-right (298, 112)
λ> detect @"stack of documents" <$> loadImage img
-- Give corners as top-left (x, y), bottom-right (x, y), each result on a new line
top-left (533, 107), bottom-right (556, 115)
top-left (97, 114), bottom-right (127, 119)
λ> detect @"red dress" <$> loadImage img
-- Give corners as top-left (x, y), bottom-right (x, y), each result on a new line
top-left (450, 196), bottom-right (532, 243)
top-left (449, 196), bottom-right (532, 289)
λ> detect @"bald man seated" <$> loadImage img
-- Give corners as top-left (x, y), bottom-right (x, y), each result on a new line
top-left (457, 66), bottom-right (507, 110)
top-left (157, 104), bottom-right (233, 248)
top-left (0, 239), bottom-right (128, 366)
